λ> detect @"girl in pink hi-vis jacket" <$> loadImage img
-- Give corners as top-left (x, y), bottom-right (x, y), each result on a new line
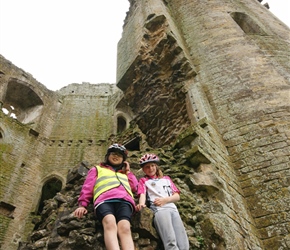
top-left (74, 144), bottom-right (138, 250)
top-left (136, 153), bottom-right (189, 250)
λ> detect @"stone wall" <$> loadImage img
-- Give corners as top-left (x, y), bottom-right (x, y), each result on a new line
top-left (0, 55), bottom-right (125, 250)
top-left (116, 0), bottom-right (290, 249)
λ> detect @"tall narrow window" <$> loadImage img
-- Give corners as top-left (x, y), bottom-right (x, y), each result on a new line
top-left (37, 178), bottom-right (62, 214)
top-left (230, 12), bottom-right (266, 35)
top-left (117, 116), bottom-right (127, 133)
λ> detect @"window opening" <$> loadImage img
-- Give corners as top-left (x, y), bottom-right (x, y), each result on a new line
top-left (3, 79), bottom-right (44, 124)
top-left (124, 135), bottom-right (141, 151)
top-left (230, 12), bottom-right (266, 35)
top-left (29, 129), bottom-right (39, 137)
top-left (37, 178), bottom-right (62, 214)
top-left (0, 201), bottom-right (15, 218)
top-left (117, 116), bottom-right (127, 133)
top-left (1, 105), bottom-right (17, 119)
top-left (2, 107), bottom-right (9, 114)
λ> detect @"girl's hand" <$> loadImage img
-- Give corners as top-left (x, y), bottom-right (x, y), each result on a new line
top-left (154, 193), bottom-right (180, 206)
top-left (122, 161), bottom-right (130, 175)
top-left (135, 203), bottom-right (146, 212)
top-left (153, 197), bottom-right (168, 207)
top-left (73, 207), bottom-right (87, 218)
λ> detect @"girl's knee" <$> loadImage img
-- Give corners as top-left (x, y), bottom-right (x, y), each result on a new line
top-left (117, 220), bottom-right (131, 235)
top-left (103, 215), bottom-right (117, 231)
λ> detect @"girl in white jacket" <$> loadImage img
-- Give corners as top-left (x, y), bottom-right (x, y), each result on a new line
top-left (136, 153), bottom-right (189, 250)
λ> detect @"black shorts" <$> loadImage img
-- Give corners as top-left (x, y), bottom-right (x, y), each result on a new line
top-left (95, 201), bottom-right (133, 223)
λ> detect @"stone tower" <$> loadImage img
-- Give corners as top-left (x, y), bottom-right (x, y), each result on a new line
top-left (116, 0), bottom-right (290, 249)
top-left (0, 0), bottom-right (289, 249)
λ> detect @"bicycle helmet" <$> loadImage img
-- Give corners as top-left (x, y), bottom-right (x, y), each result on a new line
top-left (139, 153), bottom-right (160, 166)
top-left (107, 143), bottom-right (128, 160)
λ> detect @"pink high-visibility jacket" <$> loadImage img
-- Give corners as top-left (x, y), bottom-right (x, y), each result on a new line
top-left (78, 163), bottom-right (138, 210)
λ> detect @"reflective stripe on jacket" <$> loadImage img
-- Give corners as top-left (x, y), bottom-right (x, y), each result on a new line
top-left (93, 166), bottom-right (134, 202)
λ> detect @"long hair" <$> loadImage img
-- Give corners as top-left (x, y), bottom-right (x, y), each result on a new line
top-left (155, 164), bottom-right (164, 178)
top-left (142, 163), bottom-right (163, 178)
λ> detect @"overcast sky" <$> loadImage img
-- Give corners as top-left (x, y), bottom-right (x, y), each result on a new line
top-left (0, 0), bottom-right (289, 91)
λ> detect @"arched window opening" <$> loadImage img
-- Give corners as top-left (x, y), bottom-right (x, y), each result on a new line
top-left (117, 116), bottom-right (127, 133)
top-left (1, 105), bottom-right (17, 119)
top-left (37, 178), bottom-right (62, 215)
top-left (124, 135), bottom-right (141, 151)
top-left (230, 12), bottom-right (266, 35)
top-left (3, 79), bottom-right (44, 124)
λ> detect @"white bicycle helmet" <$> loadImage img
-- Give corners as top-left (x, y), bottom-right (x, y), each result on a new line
top-left (139, 153), bottom-right (160, 166)
top-left (107, 144), bottom-right (128, 160)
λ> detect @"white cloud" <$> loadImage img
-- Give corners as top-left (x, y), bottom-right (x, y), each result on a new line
top-left (0, 0), bottom-right (289, 91)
